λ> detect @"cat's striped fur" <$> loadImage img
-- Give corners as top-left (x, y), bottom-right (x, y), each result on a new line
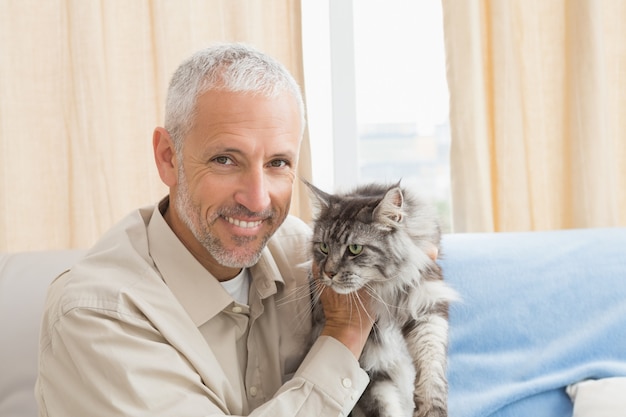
top-left (306, 181), bottom-right (457, 417)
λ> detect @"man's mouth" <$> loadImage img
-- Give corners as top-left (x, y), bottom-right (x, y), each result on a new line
top-left (224, 216), bottom-right (263, 229)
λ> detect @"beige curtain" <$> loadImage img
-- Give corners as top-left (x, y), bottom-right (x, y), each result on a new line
top-left (0, 0), bottom-right (311, 251)
top-left (442, 0), bottom-right (626, 232)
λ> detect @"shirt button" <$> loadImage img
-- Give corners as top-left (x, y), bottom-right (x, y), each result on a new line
top-left (341, 378), bottom-right (352, 389)
top-left (249, 386), bottom-right (258, 397)
top-left (232, 306), bottom-right (243, 313)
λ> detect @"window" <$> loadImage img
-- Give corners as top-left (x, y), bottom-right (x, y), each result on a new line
top-left (302, 0), bottom-right (451, 231)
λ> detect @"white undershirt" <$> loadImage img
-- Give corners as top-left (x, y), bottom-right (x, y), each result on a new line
top-left (219, 268), bottom-right (251, 305)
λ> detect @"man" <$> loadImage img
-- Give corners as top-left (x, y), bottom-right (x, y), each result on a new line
top-left (36, 43), bottom-right (374, 416)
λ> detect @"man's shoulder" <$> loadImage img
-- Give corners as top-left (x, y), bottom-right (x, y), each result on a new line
top-left (268, 215), bottom-right (312, 255)
top-left (264, 215), bottom-right (311, 281)
top-left (273, 215), bottom-right (312, 239)
top-left (44, 205), bottom-right (163, 315)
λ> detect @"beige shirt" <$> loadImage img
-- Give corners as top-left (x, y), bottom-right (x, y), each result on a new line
top-left (36, 200), bottom-right (369, 417)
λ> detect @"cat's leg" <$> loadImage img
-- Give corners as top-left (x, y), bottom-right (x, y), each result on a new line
top-left (357, 326), bottom-right (416, 417)
top-left (403, 312), bottom-right (449, 417)
top-left (356, 368), bottom-right (416, 417)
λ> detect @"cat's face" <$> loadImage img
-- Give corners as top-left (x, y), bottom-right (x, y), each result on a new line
top-left (311, 232), bottom-right (388, 294)
top-left (306, 181), bottom-right (405, 294)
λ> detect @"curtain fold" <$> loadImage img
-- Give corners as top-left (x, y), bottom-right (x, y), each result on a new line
top-left (0, 0), bottom-right (311, 251)
top-left (442, 0), bottom-right (626, 232)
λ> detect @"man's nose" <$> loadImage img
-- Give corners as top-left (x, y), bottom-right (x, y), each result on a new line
top-left (234, 167), bottom-right (271, 214)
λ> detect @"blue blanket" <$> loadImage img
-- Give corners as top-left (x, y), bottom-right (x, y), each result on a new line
top-left (439, 228), bottom-right (626, 417)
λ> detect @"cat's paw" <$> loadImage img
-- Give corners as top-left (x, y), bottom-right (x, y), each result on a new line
top-left (413, 401), bottom-right (447, 417)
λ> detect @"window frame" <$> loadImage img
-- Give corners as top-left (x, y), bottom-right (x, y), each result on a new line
top-left (302, 0), bottom-right (360, 192)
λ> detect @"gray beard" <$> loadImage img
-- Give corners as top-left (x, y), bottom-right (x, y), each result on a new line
top-left (174, 166), bottom-right (271, 268)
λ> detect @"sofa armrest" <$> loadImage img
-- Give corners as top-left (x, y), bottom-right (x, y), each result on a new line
top-left (0, 250), bottom-right (85, 417)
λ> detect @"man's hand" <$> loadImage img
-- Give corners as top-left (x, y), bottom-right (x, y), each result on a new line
top-left (315, 244), bottom-right (439, 359)
top-left (313, 261), bottom-right (375, 359)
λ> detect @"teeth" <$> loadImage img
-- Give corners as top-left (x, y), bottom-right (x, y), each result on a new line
top-left (225, 216), bottom-right (262, 229)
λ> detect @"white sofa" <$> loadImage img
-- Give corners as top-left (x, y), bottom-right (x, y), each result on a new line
top-left (1, 250), bottom-right (85, 417)
top-left (2, 228), bottom-right (626, 417)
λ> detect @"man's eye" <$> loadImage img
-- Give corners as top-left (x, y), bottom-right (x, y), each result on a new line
top-left (268, 159), bottom-right (288, 168)
top-left (213, 156), bottom-right (233, 165)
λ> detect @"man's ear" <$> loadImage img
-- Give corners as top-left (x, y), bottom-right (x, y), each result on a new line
top-left (153, 127), bottom-right (178, 187)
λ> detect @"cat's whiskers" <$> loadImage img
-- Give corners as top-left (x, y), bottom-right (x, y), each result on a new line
top-left (363, 284), bottom-right (392, 318)
top-left (276, 283), bottom-right (313, 307)
top-left (310, 280), bottom-right (326, 305)
top-left (347, 290), bottom-right (378, 339)
top-left (275, 281), bottom-right (324, 331)
top-left (364, 283), bottom-right (413, 314)
top-left (362, 275), bottom-right (390, 282)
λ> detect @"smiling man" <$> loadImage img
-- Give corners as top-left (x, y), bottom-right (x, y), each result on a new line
top-left (36, 43), bottom-right (374, 417)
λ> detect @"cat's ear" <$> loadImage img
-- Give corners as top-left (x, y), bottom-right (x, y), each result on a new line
top-left (302, 179), bottom-right (331, 217)
top-left (374, 186), bottom-right (404, 227)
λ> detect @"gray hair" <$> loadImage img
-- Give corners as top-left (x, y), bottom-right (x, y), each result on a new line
top-left (164, 43), bottom-right (306, 154)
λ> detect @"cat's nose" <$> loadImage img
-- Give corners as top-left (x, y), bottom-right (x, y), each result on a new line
top-left (324, 270), bottom-right (337, 279)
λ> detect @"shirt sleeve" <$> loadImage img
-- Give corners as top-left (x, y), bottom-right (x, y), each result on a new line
top-left (266, 336), bottom-right (370, 417)
top-left (37, 306), bottom-right (230, 417)
top-left (38, 308), bottom-right (369, 417)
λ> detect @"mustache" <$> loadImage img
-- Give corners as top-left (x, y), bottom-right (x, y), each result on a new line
top-left (217, 204), bottom-right (276, 220)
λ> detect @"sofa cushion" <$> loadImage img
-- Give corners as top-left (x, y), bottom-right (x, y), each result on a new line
top-left (0, 250), bottom-right (85, 417)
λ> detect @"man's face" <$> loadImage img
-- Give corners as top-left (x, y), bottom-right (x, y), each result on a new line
top-left (170, 90), bottom-right (301, 277)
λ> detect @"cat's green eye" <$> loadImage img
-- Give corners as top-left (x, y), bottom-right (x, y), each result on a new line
top-left (348, 244), bottom-right (363, 255)
top-left (319, 242), bottom-right (329, 254)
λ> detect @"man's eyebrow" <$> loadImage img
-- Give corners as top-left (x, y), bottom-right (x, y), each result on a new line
top-left (270, 151), bottom-right (297, 160)
top-left (219, 147), bottom-right (243, 154)
top-left (200, 147), bottom-right (297, 161)
top-left (200, 146), bottom-right (242, 159)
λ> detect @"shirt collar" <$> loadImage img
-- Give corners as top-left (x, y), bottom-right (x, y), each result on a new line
top-left (147, 197), bottom-right (286, 326)
top-left (249, 247), bottom-right (285, 299)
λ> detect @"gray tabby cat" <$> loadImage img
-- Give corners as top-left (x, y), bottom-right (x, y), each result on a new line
top-left (305, 181), bottom-right (457, 417)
